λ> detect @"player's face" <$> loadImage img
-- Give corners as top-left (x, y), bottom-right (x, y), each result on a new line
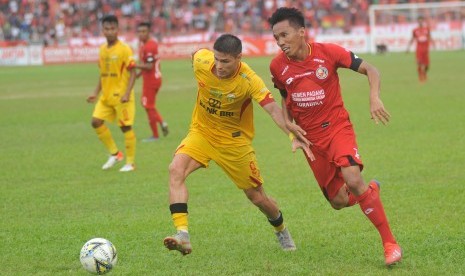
top-left (272, 20), bottom-right (305, 59)
top-left (418, 18), bottom-right (425, 27)
top-left (213, 51), bottom-right (241, 79)
top-left (102, 22), bottom-right (118, 44)
top-left (137, 26), bottom-right (149, 42)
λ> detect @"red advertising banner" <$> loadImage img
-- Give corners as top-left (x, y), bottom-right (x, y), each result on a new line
top-left (43, 46), bottom-right (100, 64)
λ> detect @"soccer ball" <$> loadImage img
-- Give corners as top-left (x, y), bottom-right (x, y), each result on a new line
top-left (80, 238), bottom-right (118, 275)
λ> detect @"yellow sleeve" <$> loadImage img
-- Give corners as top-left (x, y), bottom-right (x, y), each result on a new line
top-left (246, 67), bottom-right (274, 106)
top-left (192, 49), bottom-right (213, 75)
top-left (125, 44), bottom-right (135, 70)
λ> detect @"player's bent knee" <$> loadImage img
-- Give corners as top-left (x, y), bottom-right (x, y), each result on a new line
top-left (120, 125), bottom-right (132, 132)
top-left (91, 118), bottom-right (103, 128)
top-left (330, 200), bottom-right (345, 210)
top-left (168, 161), bottom-right (188, 183)
top-left (168, 162), bottom-right (180, 177)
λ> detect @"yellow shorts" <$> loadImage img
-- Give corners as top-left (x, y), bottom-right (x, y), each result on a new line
top-left (175, 131), bottom-right (264, 190)
top-left (92, 99), bottom-right (135, 126)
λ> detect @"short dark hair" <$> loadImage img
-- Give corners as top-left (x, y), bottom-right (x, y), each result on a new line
top-left (137, 22), bottom-right (151, 29)
top-left (213, 34), bottom-right (242, 57)
top-left (102, 15), bottom-right (118, 25)
top-left (268, 7), bottom-right (305, 29)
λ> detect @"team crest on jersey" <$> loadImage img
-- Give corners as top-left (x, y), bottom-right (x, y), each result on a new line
top-left (316, 66), bottom-right (328, 80)
top-left (226, 93), bottom-right (236, 102)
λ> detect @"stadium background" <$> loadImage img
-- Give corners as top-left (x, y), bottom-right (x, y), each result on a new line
top-left (1, 0), bottom-right (464, 65)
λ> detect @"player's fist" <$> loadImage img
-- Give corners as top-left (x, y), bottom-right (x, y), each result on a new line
top-left (87, 95), bottom-right (97, 103)
top-left (121, 94), bottom-right (129, 103)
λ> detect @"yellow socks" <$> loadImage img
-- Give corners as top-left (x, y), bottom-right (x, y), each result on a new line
top-left (172, 213), bottom-right (189, 232)
top-left (95, 125), bottom-right (118, 154)
top-left (124, 129), bottom-right (136, 164)
top-left (170, 203), bottom-right (189, 232)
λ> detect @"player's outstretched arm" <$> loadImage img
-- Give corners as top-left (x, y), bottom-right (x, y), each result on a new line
top-left (135, 61), bottom-right (154, 71)
top-left (357, 61), bottom-right (390, 125)
top-left (263, 101), bottom-right (314, 160)
top-left (281, 98), bottom-right (310, 145)
top-left (280, 99), bottom-right (315, 160)
top-left (87, 79), bottom-right (101, 103)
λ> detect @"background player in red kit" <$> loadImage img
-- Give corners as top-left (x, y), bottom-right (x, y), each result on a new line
top-left (268, 7), bottom-right (402, 266)
top-left (136, 22), bottom-right (169, 142)
top-left (406, 16), bottom-right (434, 83)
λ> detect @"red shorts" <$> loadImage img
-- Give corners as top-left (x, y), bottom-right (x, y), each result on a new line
top-left (416, 50), bottom-right (429, 66)
top-left (304, 125), bottom-right (363, 201)
top-left (141, 81), bottom-right (161, 108)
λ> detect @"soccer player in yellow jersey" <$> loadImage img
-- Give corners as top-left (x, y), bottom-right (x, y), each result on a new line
top-left (163, 34), bottom-right (311, 255)
top-left (86, 15), bottom-right (137, 172)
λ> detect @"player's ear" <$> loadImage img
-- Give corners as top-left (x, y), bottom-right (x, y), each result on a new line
top-left (299, 27), bottom-right (305, 38)
top-left (236, 53), bottom-right (242, 61)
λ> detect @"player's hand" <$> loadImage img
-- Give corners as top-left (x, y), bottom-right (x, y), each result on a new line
top-left (287, 122), bottom-right (310, 146)
top-left (87, 94), bottom-right (97, 103)
top-left (121, 94), bottom-right (130, 103)
top-left (370, 97), bottom-right (390, 125)
top-left (291, 138), bottom-right (315, 161)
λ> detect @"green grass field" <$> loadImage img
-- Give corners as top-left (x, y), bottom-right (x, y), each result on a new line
top-left (1, 50), bottom-right (465, 275)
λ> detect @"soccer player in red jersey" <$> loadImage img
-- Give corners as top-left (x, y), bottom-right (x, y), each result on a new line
top-left (406, 16), bottom-right (434, 83)
top-left (268, 7), bottom-right (402, 266)
top-left (135, 22), bottom-right (168, 142)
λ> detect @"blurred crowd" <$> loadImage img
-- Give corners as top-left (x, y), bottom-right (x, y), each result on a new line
top-left (0, 0), bottom-right (460, 45)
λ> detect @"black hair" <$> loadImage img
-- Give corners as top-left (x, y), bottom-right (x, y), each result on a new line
top-left (101, 15), bottom-right (118, 25)
top-left (213, 34), bottom-right (242, 57)
top-left (268, 7), bottom-right (305, 29)
top-left (137, 22), bottom-right (151, 29)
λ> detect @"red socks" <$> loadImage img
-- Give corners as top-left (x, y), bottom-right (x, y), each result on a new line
top-left (356, 185), bottom-right (396, 245)
top-left (146, 108), bottom-right (163, 138)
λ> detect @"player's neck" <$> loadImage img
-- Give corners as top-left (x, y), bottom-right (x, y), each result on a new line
top-left (107, 39), bottom-right (118, 47)
top-left (290, 42), bottom-right (311, 62)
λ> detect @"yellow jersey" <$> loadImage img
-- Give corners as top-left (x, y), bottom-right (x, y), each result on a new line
top-left (190, 49), bottom-right (275, 146)
top-left (98, 40), bottom-right (136, 105)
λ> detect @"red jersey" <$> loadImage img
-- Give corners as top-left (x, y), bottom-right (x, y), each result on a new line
top-left (139, 39), bottom-right (161, 85)
top-left (270, 42), bottom-right (362, 139)
top-left (412, 27), bottom-right (431, 52)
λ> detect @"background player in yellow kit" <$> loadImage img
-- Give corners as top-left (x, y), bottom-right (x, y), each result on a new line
top-left (87, 15), bottom-right (137, 172)
top-left (163, 34), bottom-right (311, 255)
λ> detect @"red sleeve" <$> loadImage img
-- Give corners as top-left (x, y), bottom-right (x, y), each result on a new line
top-left (147, 41), bottom-right (158, 55)
top-left (143, 41), bottom-right (158, 63)
top-left (325, 43), bottom-right (352, 69)
top-left (269, 59), bottom-right (285, 90)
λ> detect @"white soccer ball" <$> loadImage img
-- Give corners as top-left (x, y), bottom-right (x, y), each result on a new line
top-left (80, 238), bottom-right (118, 275)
